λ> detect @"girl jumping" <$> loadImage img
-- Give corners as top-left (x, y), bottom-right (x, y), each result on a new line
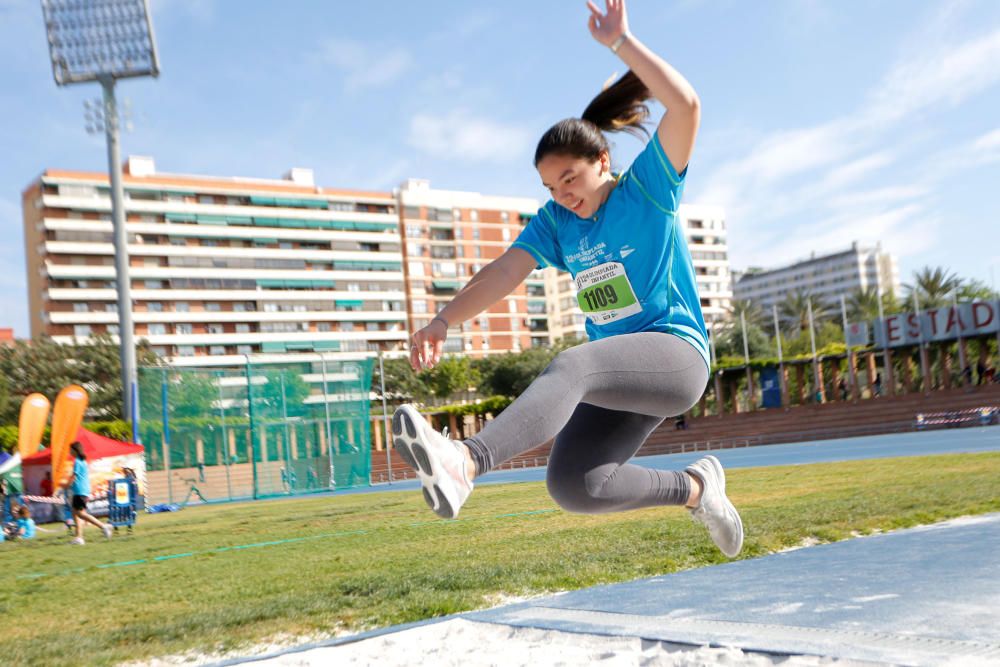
top-left (393, 0), bottom-right (742, 558)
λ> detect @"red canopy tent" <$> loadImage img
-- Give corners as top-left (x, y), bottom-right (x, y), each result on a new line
top-left (23, 427), bottom-right (143, 465)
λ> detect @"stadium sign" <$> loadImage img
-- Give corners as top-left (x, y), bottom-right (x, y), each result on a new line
top-left (873, 299), bottom-right (999, 348)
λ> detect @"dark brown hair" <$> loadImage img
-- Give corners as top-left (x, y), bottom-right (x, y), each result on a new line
top-left (16, 504), bottom-right (30, 519)
top-left (534, 70), bottom-right (652, 167)
top-left (71, 441), bottom-right (86, 460)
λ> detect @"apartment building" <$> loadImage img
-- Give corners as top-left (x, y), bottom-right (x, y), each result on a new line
top-left (22, 157), bottom-right (407, 367)
top-left (733, 241), bottom-right (901, 312)
top-left (396, 179), bottom-right (545, 355)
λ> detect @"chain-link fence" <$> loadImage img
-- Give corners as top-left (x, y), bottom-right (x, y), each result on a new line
top-left (138, 357), bottom-right (375, 505)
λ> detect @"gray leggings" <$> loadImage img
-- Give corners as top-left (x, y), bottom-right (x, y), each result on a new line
top-left (464, 332), bottom-right (709, 513)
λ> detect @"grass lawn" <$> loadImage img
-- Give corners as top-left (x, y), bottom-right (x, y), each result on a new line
top-left (2, 452), bottom-right (999, 666)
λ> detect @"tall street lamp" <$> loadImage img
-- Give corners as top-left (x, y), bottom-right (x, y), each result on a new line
top-left (41, 0), bottom-right (160, 441)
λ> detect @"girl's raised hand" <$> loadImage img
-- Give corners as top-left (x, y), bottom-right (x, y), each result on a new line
top-left (586, 0), bottom-right (629, 48)
top-left (409, 318), bottom-right (447, 371)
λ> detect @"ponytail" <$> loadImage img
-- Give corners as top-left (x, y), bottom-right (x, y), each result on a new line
top-left (581, 70), bottom-right (652, 138)
top-left (534, 70), bottom-right (651, 167)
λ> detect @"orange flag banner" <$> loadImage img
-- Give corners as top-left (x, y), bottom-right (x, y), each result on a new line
top-left (18, 393), bottom-right (51, 459)
top-left (50, 385), bottom-right (89, 487)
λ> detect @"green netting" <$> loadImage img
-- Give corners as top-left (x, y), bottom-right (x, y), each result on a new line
top-left (138, 358), bottom-right (374, 505)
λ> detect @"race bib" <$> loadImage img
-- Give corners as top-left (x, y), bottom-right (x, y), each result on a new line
top-left (575, 262), bottom-right (641, 325)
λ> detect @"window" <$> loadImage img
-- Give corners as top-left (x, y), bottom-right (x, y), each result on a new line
top-left (206, 324), bottom-right (224, 335)
top-left (209, 346), bottom-right (226, 356)
top-left (176, 324), bottom-right (193, 335)
top-left (317, 322), bottom-right (332, 332)
top-left (177, 345), bottom-right (196, 357)
top-left (175, 302), bottom-right (189, 312)
top-left (236, 324), bottom-right (251, 333)
top-left (73, 303), bottom-right (88, 313)
top-left (502, 227), bottom-right (511, 241)
top-left (237, 345), bottom-right (253, 354)
top-left (206, 303), bottom-right (221, 312)
top-left (107, 324), bottom-right (119, 335)
top-left (501, 211), bottom-right (509, 222)
top-left (148, 302), bottom-right (163, 312)
top-left (104, 303), bottom-right (118, 313)
top-left (148, 324), bottom-right (167, 335)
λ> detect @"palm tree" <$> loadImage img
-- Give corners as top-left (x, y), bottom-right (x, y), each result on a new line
top-left (726, 298), bottom-right (766, 329)
top-left (904, 266), bottom-right (961, 309)
top-left (844, 286), bottom-right (900, 322)
top-left (956, 278), bottom-right (997, 301)
top-left (778, 290), bottom-right (831, 336)
top-left (845, 287), bottom-right (881, 323)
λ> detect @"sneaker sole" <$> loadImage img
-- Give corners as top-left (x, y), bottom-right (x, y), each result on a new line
top-left (705, 455), bottom-right (744, 557)
top-left (392, 406), bottom-right (459, 519)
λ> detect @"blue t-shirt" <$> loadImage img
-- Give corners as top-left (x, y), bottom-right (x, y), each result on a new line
top-left (17, 518), bottom-right (35, 539)
top-left (71, 458), bottom-right (91, 497)
top-left (513, 133), bottom-right (709, 368)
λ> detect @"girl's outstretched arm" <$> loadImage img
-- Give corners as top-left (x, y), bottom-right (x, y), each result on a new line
top-left (587, 0), bottom-right (700, 174)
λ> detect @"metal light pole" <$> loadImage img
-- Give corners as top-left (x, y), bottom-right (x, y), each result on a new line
top-left (772, 304), bottom-right (786, 406)
top-left (41, 0), bottom-right (160, 441)
top-left (740, 310), bottom-right (753, 407)
top-left (840, 295), bottom-right (858, 400)
top-left (807, 298), bottom-right (823, 402)
top-left (913, 291), bottom-right (931, 391)
top-left (377, 350), bottom-right (393, 484)
top-left (876, 282), bottom-right (894, 396)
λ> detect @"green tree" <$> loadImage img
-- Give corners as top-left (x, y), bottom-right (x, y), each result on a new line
top-left (843, 286), bottom-right (899, 322)
top-left (476, 346), bottom-right (557, 397)
top-left (778, 290), bottom-right (831, 336)
top-left (419, 355), bottom-right (480, 402)
top-left (956, 278), bottom-right (997, 302)
top-left (373, 357), bottom-right (430, 403)
top-left (255, 368), bottom-right (312, 417)
top-left (905, 266), bottom-right (961, 308)
top-left (169, 372), bottom-right (218, 419)
top-left (727, 299), bottom-right (766, 329)
top-left (714, 320), bottom-right (773, 359)
top-left (0, 372), bottom-right (9, 425)
top-left (782, 320), bottom-right (845, 356)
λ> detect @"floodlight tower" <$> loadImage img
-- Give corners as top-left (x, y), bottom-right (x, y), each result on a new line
top-left (41, 0), bottom-right (160, 441)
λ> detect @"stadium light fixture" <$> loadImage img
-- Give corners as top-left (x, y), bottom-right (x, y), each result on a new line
top-left (41, 0), bottom-right (161, 442)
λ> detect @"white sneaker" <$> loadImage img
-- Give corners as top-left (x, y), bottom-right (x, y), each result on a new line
top-left (686, 455), bottom-right (744, 558)
top-left (70, 537), bottom-right (85, 545)
top-left (103, 524), bottom-right (113, 539)
top-left (392, 404), bottom-right (474, 519)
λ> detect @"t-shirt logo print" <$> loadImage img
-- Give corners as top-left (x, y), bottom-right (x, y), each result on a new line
top-left (620, 245), bottom-right (635, 259)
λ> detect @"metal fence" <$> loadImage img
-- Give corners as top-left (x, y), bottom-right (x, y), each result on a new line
top-left (138, 357), bottom-right (375, 505)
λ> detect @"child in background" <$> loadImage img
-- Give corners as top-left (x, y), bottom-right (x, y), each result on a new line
top-left (15, 505), bottom-right (36, 540)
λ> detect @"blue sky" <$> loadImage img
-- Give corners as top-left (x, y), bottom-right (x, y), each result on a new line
top-left (1, 0), bottom-right (998, 337)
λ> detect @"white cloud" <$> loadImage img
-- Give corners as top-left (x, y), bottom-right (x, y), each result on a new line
top-left (868, 27), bottom-right (1000, 124)
top-left (408, 110), bottom-right (532, 163)
top-left (320, 39), bottom-right (412, 91)
top-left (969, 127), bottom-right (1000, 164)
top-left (695, 18), bottom-right (1000, 274)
